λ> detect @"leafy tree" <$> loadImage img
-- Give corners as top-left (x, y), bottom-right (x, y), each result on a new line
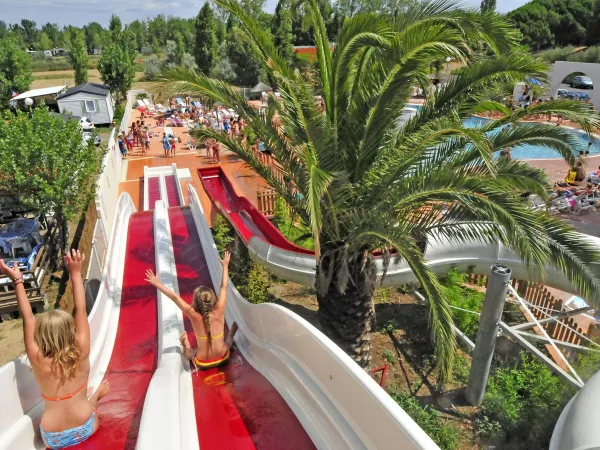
top-left (272, 0), bottom-right (296, 64)
top-left (163, 0), bottom-right (600, 378)
top-left (0, 107), bottom-right (103, 256)
top-left (0, 21), bottom-right (8, 40)
top-left (175, 33), bottom-right (185, 66)
top-left (148, 14), bottom-right (169, 47)
top-left (508, 0), bottom-right (595, 50)
top-left (127, 19), bottom-right (147, 51)
top-left (42, 23), bottom-right (62, 48)
top-left (0, 36), bottom-right (32, 107)
top-left (145, 54), bottom-right (163, 80)
top-left (20, 19), bottom-right (38, 49)
top-left (194, 2), bottom-right (219, 74)
top-left (83, 22), bottom-right (104, 53)
top-left (69, 29), bottom-right (88, 85)
top-left (212, 43), bottom-right (237, 82)
top-left (481, 0), bottom-right (496, 13)
top-left (37, 32), bottom-right (53, 51)
top-left (109, 15), bottom-right (122, 36)
top-left (98, 43), bottom-right (134, 102)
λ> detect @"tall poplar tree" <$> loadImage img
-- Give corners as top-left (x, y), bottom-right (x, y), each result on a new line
top-left (194, 3), bottom-right (218, 75)
top-left (272, 0), bottom-right (296, 64)
top-left (69, 29), bottom-right (88, 85)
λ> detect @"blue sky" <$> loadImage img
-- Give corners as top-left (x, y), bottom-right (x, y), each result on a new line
top-left (1, 0), bottom-right (529, 27)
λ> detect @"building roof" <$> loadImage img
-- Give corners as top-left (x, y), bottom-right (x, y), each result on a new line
top-left (11, 85), bottom-right (66, 101)
top-left (250, 82), bottom-right (273, 93)
top-left (56, 83), bottom-right (110, 100)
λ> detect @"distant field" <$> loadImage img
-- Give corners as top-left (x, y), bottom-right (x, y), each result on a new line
top-left (31, 71), bottom-right (159, 92)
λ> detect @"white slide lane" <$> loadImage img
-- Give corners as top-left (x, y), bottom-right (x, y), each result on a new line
top-left (187, 184), bottom-right (441, 450)
top-left (248, 231), bottom-right (600, 303)
top-left (0, 193), bottom-right (136, 450)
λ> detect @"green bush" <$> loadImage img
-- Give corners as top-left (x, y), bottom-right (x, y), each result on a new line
top-left (212, 214), bottom-right (235, 254)
top-left (388, 386), bottom-right (461, 449)
top-left (383, 349), bottom-right (396, 364)
top-left (240, 263), bottom-right (270, 304)
top-left (478, 352), bottom-right (575, 447)
top-left (113, 104), bottom-right (124, 124)
top-left (374, 287), bottom-right (393, 303)
top-left (441, 268), bottom-right (484, 340)
top-left (272, 197), bottom-right (314, 249)
top-left (452, 353), bottom-right (471, 384)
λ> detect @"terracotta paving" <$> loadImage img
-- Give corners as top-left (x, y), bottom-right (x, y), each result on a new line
top-left (118, 108), bottom-right (270, 226)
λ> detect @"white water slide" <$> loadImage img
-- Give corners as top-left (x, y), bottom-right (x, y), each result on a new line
top-left (198, 166), bottom-right (600, 302)
top-left (2, 163), bottom-right (599, 449)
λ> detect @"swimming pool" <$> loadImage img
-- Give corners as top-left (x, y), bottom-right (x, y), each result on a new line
top-left (464, 116), bottom-right (597, 160)
top-left (406, 104), bottom-right (596, 160)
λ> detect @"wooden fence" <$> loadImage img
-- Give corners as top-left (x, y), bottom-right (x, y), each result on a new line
top-left (464, 273), bottom-right (591, 363)
top-left (257, 189), bottom-right (278, 217)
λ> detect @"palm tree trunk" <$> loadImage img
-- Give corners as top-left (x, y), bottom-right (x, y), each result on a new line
top-left (316, 259), bottom-right (376, 368)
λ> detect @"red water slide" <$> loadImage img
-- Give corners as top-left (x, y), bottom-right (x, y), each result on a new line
top-left (73, 211), bottom-right (158, 449)
top-left (197, 167), bottom-right (313, 255)
top-left (167, 206), bottom-right (315, 450)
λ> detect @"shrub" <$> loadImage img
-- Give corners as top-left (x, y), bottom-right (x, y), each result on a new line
top-left (478, 352), bottom-right (575, 447)
top-left (383, 349), bottom-right (396, 364)
top-left (240, 263), bottom-right (270, 304)
top-left (212, 214), bottom-right (235, 254)
top-left (144, 54), bottom-right (163, 81)
top-left (113, 104), bottom-right (124, 124)
top-left (452, 353), bottom-right (471, 384)
top-left (388, 386), bottom-right (461, 449)
top-left (441, 268), bottom-right (484, 340)
top-left (374, 287), bottom-right (393, 303)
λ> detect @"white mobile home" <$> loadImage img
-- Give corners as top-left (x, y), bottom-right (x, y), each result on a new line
top-left (57, 83), bottom-right (115, 125)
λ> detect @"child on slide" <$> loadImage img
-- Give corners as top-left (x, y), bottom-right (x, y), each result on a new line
top-left (0, 250), bottom-right (110, 449)
top-left (145, 250), bottom-right (238, 370)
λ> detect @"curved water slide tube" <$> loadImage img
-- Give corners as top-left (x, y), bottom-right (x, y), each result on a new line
top-left (198, 167), bottom-right (600, 302)
top-left (186, 184), bottom-right (439, 449)
top-left (0, 193), bottom-right (137, 449)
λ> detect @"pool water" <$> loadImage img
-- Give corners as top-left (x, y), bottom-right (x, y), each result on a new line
top-left (406, 104), bottom-right (596, 160)
top-left (464, 116), bottom-right (597, 160)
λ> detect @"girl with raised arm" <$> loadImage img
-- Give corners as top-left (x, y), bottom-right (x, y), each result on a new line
top-left (145, 250), bottom-right (238, 370)
top-left (0, 249), bottom-right (109, 449)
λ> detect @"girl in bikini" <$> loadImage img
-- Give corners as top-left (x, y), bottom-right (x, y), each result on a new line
top-left (0, 250), bottom-right (109, 449)
top-left (144, 250), bottom-right (238, 370)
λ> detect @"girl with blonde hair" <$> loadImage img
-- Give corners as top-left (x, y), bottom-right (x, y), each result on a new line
top-left (145, 250), bottom-right (238, 370)
top-left (0, 250), bottom-right (109, 449)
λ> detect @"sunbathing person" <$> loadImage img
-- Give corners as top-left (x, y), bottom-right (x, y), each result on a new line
top-left (144, 250), bottom-right (238, 371)
top-left (0, 250), bottom-right (109, 449)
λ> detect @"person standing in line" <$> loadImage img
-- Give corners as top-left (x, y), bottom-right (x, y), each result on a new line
top-left (117, 135), bottom-right (127, 159)
top-left (170, 135), bottom-right (177, 158)
top-left (162, 133), bottom-right (171, 158)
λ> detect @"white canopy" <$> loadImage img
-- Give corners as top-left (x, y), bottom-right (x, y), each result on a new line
top-left (11, 85), bottom-right (66, 101)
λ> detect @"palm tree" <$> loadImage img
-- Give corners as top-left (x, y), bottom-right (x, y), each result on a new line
top-left (158, 0), bottom-right (600, 379)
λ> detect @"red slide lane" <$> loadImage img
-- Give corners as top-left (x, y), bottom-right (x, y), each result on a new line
top-left (167, 206), bottom-right (315, 450)
top-left (198, 167), bottom-right (313, 255)
top-left (73, 211), bottom-right (158, 449)
top-left (147, 177), bottom-right (161, 210)
top-left (164, 175), bottom-right (181, 207)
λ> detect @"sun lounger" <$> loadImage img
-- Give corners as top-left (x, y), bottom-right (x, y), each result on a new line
top-left (137, 99), bottom-right (145, 108)
top-left (142, 99), bottom-right (156, 113)
top-left (192, 101), bottom-right (202, 108)
top-left (175, 97), bottom-right (185, 106)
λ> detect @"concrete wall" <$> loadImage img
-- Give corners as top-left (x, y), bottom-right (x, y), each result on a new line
top-left (550, 61), bottom-right (600, 108)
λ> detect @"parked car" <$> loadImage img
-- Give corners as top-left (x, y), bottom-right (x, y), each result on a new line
top-left (82, 131), bottom-right (101, 146)
top-left (556, 88), bottom-right (569, 98)
top-left (79, 117), bottom-right (95, 130)
top-left (570, 75), bottom-right (594, 89)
